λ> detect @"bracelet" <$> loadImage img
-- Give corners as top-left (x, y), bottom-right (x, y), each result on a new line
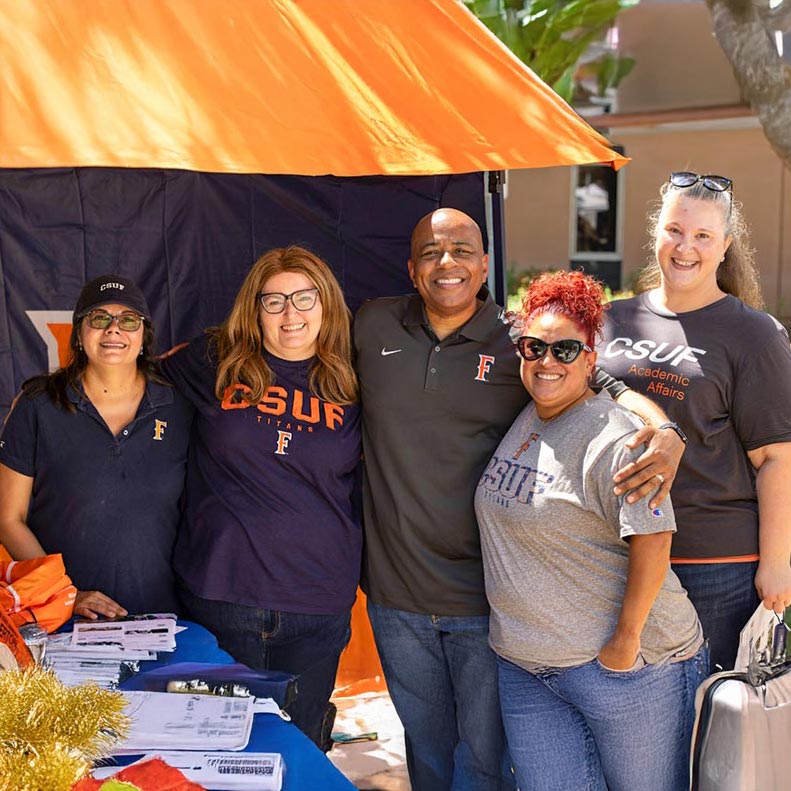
top-left (658, 421), bottom-right (688, 445)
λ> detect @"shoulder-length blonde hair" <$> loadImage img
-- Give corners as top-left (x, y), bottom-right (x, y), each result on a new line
top-left (212, 246), bottom-right (358, 405)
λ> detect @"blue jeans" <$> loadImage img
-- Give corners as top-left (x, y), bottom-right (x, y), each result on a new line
top-left (180, 589), bottom-right (351, 750)
top-left (497, 646), bottom-right (708, 791)
top-left (672, 561), bottom-right (759, 671)
top-left (367, 601), bottom-right (514, 791)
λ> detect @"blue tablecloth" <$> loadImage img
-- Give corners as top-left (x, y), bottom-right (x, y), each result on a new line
top-left (114, 620), bottom-right (356, 791)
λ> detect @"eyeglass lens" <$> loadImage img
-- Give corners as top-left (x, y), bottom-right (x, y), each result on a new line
top-left (87, 311), bottom-right (143, 331)
top-left (518, 337), bottom-right (588, 364)
top-left (670, 171), bottom-right (732, 193)
top-left (260, 289), bottom-right (319, 314)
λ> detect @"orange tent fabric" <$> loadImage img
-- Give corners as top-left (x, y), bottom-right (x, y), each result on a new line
top-left (0, 0), bottom-right (627, 176)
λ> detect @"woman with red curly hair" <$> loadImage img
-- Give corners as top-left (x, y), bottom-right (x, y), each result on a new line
top-left (474, 270), bottom-right (706, 791)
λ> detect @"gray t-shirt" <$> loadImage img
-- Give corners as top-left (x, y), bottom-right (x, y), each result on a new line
top-left (474, 397), bottom-right (703, 668)
top-left (600, 293), bottom-right (791, 559)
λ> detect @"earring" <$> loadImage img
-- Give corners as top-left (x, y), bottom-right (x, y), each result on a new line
top-left (139, 347), bottom-right (144, 356)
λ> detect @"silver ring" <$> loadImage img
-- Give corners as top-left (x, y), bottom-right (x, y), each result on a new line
top-left (655, 473), bottom-right (665, 484)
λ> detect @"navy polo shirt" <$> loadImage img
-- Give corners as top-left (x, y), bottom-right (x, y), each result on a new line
top-left (0, 381), bottom-right (193, 614)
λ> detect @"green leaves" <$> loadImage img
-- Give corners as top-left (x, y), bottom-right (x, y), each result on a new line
top-left (464, 0), bottom-right (639, 103)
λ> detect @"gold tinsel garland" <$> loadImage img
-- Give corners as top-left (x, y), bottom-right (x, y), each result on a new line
top-left (0, 665), bottom-right (130, 791)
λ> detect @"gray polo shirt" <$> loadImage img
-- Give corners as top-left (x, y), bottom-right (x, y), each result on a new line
top-left (354, 291), bottom-right (530, 615)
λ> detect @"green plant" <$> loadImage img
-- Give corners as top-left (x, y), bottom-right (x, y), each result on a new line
top-left (464, 0), bottom-right (639, 103)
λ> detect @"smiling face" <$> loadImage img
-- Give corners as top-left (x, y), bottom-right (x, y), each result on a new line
top-left (520, 312), bottom-right (596, 420)
top-left (259, 270), bottom-right (323, 361)
top-left (655, 192), bottom-right (731, 310)
top-left (79, 303), bottom-right (144, 368)
top-left (408, 209), bottom-right (489, 332)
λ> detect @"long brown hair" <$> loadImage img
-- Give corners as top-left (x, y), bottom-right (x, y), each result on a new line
top-left (212, 246), bottom-right (358, 405)
top-left (635, 179), bottom-right (764, 310)
top-left (23, 320), bottom-right (165, 412)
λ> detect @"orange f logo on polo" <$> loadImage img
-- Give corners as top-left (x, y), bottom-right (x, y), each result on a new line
top-left (153, 419), bottom-right (168, 440)
top-left (475, 354), bottom-right (495, 382)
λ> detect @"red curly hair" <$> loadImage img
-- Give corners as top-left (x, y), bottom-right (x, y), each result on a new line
top-left (519, 270), bottom-right (607, 348)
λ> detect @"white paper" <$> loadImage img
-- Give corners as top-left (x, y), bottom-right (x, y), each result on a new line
top-left (72, 616), bottom-right (176, 651)
top-left (252, 697), bottom-right (291, 720)
top-left (133, 752), bottom-right (285, 790)
top-left (115, 691), bottom-right (254, 753)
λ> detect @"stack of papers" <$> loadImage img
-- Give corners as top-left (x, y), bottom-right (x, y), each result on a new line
top-left (116, 691), bottom-right (255, 753)
top-left (47, 614), bottom-right (179, 688)
top-left (94, 752), bottom-right (285, 790)
top-left (71, 615), bottom-right (178, 651)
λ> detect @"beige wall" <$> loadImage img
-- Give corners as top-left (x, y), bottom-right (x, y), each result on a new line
top-left (504, 127), bottom-right (791, 321)
top-left (616, 2), bottom-right (741, 112)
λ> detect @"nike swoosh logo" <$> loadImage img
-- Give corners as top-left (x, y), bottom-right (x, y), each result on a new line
top-left (381, 348), bottom-right (402, 356)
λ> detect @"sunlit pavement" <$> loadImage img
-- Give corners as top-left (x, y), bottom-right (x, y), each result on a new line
top-left (329, 691), bottom-right (411, 790)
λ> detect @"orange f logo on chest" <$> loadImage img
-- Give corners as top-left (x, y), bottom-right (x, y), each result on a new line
top-left (275, 430), bottom-right (292, 455)
top-left (153, 419), bottom-right (168, 441)
top-left (475, 355), bottom-right (495, 382)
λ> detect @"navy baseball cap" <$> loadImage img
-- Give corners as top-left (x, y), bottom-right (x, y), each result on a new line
top-left (73, 274), bottom-right (150, 323)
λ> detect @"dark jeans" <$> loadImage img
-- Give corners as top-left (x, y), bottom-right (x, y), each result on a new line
top-left (367, 601), bottom-right (515, 791)
top-left (672, 560), bottom-right (760, 671)
top-left (179, 588), bottom-right (351, 750)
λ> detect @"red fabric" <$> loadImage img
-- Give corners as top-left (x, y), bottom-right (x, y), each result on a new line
top-left (73, 758), bottom-right (207, 791)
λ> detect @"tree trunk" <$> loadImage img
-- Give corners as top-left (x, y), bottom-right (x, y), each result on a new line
top-left (707, 0), bottom-right (791, 170)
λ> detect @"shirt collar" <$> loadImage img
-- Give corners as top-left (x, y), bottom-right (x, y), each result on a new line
top-left (403, 287), bottom-right (502, 342)
top-left (67, 378), bottom-right (175, 409)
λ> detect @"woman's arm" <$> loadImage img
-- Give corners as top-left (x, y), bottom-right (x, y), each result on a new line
top-left (0, 462), bottom-right (127, 619)
top-left (748, 442), bottom-right (791, 613)
top-left (611, 389), bottom-right (685, 509)
top-left (0, 463), bottom-right (44, 558)
top-left (598, 532), bottom-right (673, 670)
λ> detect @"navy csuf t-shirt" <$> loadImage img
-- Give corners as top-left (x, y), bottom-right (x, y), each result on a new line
top-left (160, 335), bottom-right (362, 615)
top-left (0, 381), bottom-right (192, 614)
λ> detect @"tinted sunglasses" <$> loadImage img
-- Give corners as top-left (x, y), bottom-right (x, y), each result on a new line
top-left (516, 336), bottom-right (592, 364)
top-left (85, 310), bottom-right (144, 331)
top-left (669, 171), bottom-right (732, 193)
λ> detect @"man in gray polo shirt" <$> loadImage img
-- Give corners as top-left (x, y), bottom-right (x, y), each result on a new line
top-left (353, 208), bottom-right (683, 791)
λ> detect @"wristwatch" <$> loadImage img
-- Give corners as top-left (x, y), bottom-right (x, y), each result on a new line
top-left (658, 421), bottom-right (688, 445)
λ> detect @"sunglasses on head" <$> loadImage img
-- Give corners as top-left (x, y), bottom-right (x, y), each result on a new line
top-left (516, 336), bottom-right (592, 364)
top-left (85, 310), bottom-right (144, 331)
top-left (669, 171), bottom-right (732, 193)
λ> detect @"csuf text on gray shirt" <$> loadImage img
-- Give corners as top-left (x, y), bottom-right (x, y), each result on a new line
top-left (474, 396), bottom-right (703, 670)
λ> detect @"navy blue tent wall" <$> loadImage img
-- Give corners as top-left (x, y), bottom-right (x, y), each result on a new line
top-left (0, 169), bottom-right (488, 410)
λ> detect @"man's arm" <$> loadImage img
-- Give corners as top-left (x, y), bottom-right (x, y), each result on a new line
top-left (611, 388), bottom-right (685, 510)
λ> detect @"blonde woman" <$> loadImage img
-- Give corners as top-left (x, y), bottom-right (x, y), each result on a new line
top-left (161, 246), bottom-right (360, 750)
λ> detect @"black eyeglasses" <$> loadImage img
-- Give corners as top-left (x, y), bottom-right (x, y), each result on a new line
top-left (85, 310), bottom-right (144, 331)
top-left (516, 336), bottom-right (592, 364)
top-left (259, 288), bottom-right (319, 314)
top-left (669, 171), bottom-right (732, 193)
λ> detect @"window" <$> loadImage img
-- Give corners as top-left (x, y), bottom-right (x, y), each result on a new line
top-left (569, 156), bottom-right (624, 291)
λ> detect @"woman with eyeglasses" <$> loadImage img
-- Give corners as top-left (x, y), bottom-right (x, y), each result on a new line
top-left (598, 172), bottom-right (791, 671)
top-left (475, 270), bottom-right (705, 791)
top-left (0, 275), bottom-right (192, 619)
top-left (159, 246), bottom-right (360, 751)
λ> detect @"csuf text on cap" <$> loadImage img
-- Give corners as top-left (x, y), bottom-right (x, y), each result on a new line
top-left (73, 274), bottom-right (151, 323)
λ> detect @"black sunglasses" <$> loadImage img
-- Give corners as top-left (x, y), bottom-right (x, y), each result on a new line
top-left (669, 171), bottom-right (732, 193)
top-left (516, 336), bottom-right (592, 364)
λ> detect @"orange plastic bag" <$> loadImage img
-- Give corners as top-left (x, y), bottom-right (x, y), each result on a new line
top-left (0, 545), bottom-right (76, 633)
top-left (72, 757), bottom-right (207, 790)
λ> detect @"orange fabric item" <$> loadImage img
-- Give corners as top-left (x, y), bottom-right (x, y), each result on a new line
top-left (72, 758), bottom-right (207, 791)
top-left (0, 606), bottom-right (34, 669)
top-left (335, 589), bottom-right (388, 696)
top-left (0, 547), bottom-right (77, 633)
top-left (0, 0), bottom-right (627, 176)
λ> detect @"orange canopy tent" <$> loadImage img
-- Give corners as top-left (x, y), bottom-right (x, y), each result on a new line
top-left (0, 0), bottom-right (626, 694)
top-left (0, 0), bottom-right (626, 176)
